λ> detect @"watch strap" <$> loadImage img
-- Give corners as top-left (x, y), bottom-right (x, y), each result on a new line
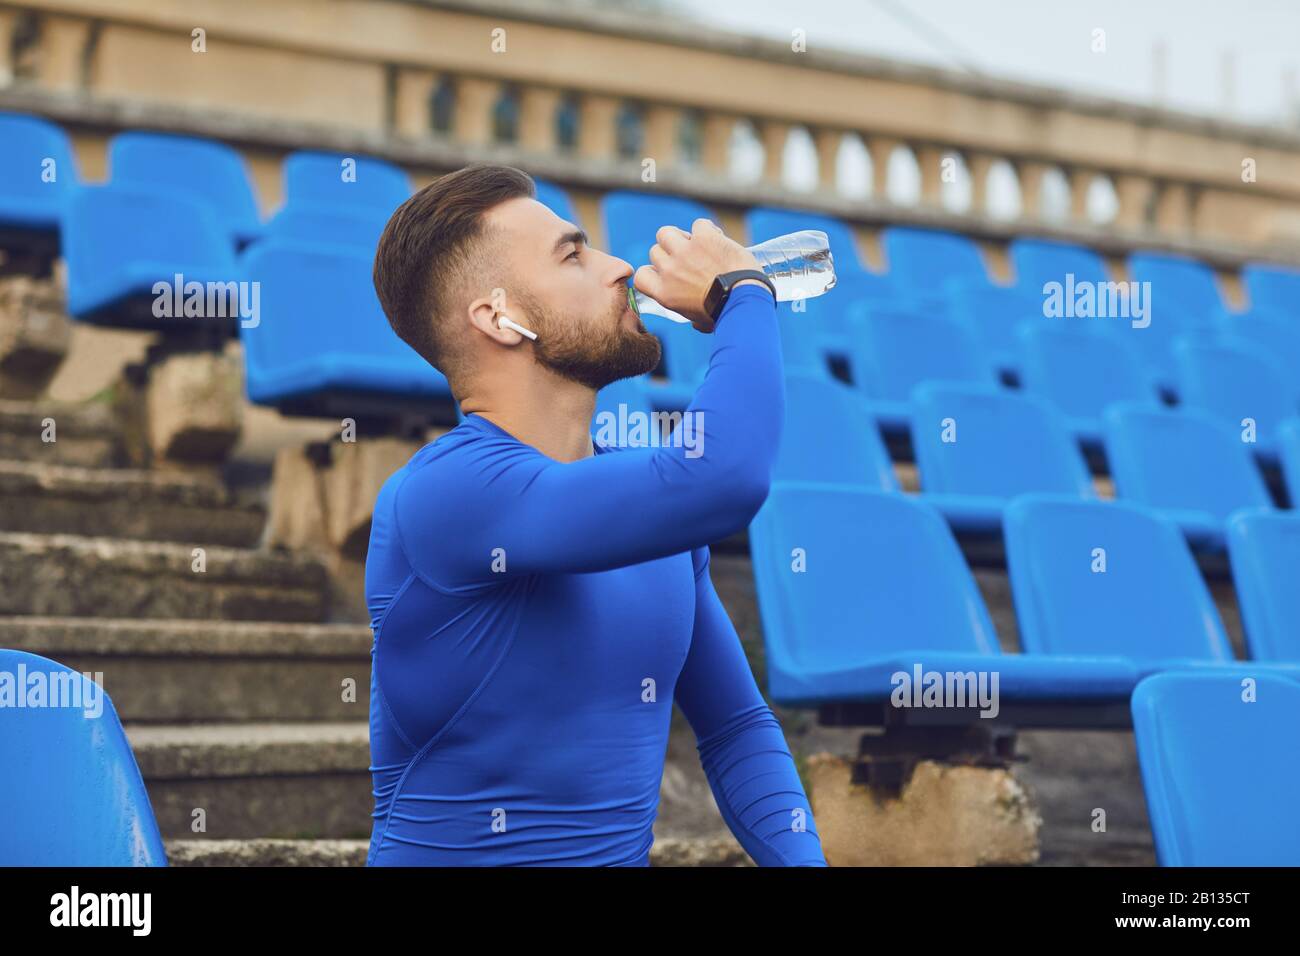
top-left (705, 269), bottom-right (776, 320)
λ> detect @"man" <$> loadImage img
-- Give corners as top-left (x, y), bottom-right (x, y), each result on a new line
top-left (365, 163), bottom-right (826, 866)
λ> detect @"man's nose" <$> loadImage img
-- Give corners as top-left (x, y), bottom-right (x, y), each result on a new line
top-left (608, 254), bottom-right (634, 285)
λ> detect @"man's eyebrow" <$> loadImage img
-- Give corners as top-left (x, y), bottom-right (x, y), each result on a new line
top-left (552, 228), bottom-right (588, 255)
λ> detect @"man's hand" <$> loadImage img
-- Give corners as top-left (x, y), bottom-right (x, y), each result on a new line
top-left (632, 218), bottom-right (764, 333)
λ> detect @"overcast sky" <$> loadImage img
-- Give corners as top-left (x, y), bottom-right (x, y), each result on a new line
top-left (685, 0), bottom-right (1300, 128)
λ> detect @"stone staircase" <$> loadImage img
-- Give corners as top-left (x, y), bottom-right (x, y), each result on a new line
top-left (0, 393), bottom-right (1161, 866)
top-left (0, 400), bottom-right (760, 866)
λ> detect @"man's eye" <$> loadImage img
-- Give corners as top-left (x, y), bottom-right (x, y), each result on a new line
top-left (566, 248), bottom-right (581, 261)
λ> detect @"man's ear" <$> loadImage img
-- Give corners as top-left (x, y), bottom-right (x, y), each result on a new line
top-left (467, 293), bottom-right (526, 345)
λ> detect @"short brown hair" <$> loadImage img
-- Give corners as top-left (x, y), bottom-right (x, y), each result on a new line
top-left (373, 163), bottom-right (535, 381)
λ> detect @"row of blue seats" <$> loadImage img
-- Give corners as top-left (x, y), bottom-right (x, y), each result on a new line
top-left (4, 110), bottom-right (1297, 434)
top-left (748, 484), bottom-right (1300, 864)
top-left (600, 192), bottom-right (1300, 469)
top-left (750, 485), bottom-right (1300, 714)
top-left (6, 644), bottom-right (1288, 866)
top-left (608, 373), bottom-right (1300, 550)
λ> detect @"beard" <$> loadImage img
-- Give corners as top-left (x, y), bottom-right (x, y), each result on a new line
top-left (519, 287), bottom-right (662, 391)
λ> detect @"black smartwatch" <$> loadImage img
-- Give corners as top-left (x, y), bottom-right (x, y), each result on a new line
top-left (703, 269), bottom-right (776, 322)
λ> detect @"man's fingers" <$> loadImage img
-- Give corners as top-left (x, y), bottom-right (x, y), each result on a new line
top-left (691, 217), bottom-right (722, 236)
top-left (655, 224), bottom-right (690, 250)
top-left (648, 242), bottom-right (668, 270)
top-left (632, 264), bottom-right (664, 301)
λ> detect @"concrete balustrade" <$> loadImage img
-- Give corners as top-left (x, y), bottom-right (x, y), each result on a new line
top-left (1, 0), bottom-right (1297, 264)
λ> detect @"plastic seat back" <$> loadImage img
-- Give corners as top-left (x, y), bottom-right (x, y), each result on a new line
top-left (1009, 237), bottom-right (1108, 290)
top-left (1131, 671), bottom-right (1300, 865)
top-left (910, 383), bottom-right (1094, 499)
top-left (774, 375), bottom-right (897, 486)
top-left (282, 150), bottom-right (411, 214)
top-left (1226, 509), bottom-right (1300, 662)
top-left (882, 226), bottom-right (988, 291)
top-left (0, 650), bottom-right (167, 865)
top-left (750, 485), bottom-right (1000, 681)
top-left (1005, 495), bottom-right (1232, 662)
top-left (109, 131), bottom-right (262, 244)
top-left (847, 303), bottom-right (993, 402)
top-left (1103, 403), bottom-right (1272, 522)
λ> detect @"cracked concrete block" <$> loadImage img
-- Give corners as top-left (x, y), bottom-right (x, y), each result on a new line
top-left (0, 275), bottom-right (70, 399)
top-left (145, 350), bottom-right (243, 463)
top-left (807, 753), bottom-right (1042, 866)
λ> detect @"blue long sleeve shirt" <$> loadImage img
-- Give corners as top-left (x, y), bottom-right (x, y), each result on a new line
top-left (363, 284), bottom-right (827, 865)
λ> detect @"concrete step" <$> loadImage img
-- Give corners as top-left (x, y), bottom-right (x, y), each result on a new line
top-left (127, 718), bottom-right (763, 854)
top-left (0, 459), bottom-right (265, 547)
top-left (0, 532), bottom-right (329, 622)
top-left (0, 617), bottom-right (372, 722)
top-left (162, 836), bottom-right (752, 866)
top-left (0, 399), bottom-right (124, 467)
top-left (126, 721), bottom-right (372, 840)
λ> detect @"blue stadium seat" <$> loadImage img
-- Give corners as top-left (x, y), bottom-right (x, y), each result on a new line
top-left (1017, 322), bottom-right (1160, 445)
top-left (533, 177), bottom-right (578, 223)
top-left (239, 238), bottom-right (449, 412)
top-left (0, 650), bottom-right (167, 865)
top-left (264, 201), bottom-right (389, 255)
top-left (775, 306), bottom-right (833, 378)
top-left (1242, 262), bottom-right (1300, 316)
top-left (1174, 337), bottom-right (1296, 458)
top-left (773, 375), bottom-right (897, 486)
top-left (748, 484), bottom-right (1137, 713)
top-left (0, 111), bottom-right (80, 269)
top-left (910, 383), bottom-right (1094, 532)
top-left (108, 130), bottom-right (263, 246)
top-left (943, 280), bottom-right (1045, 375)
top-left (846, 302), bottom-right (995, 431)
top-left (281, 150), bottom-right (411, 213)
top-left (1223, 307), bottom-right (1300, 405)
top-left (1226, 509), bottom-right (1300, 663)
top-left (1281, 418), bottom-right (1300, 505)
top-left (1131, 671), bottom-right (1300, 865)
top-left (881, 226), bottom-right (988, 292)
top-left (1005, 495), bottom-right (1300, 684)
top-left (1127, 251), bottom-right (1226, 390)
top-left (63, 183), bottom-right (240, 329)
top-left (1009, 237), bottom-right (1108, 290)
top-left (602, 191), bottom-right (716, 409)
top-left (1103, 403), bottom-right (1273, 548)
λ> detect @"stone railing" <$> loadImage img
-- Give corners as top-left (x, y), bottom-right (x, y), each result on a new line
top-left (3, 0), bottom-right (1300, 280)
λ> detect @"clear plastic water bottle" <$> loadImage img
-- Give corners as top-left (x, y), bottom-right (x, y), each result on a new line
top-left (630, 230), bottom-right (836, 324)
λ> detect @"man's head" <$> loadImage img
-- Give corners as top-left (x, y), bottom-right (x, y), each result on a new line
top-left (373, 163), bottom-right (660, 394)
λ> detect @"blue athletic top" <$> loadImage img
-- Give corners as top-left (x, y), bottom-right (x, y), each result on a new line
top-left (363, 284), bottom-right (827, 866)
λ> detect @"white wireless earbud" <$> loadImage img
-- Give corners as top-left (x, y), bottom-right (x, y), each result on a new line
top-left (496, 314), bottom-right (538, 341)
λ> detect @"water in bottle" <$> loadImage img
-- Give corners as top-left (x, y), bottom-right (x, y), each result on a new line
top-left (630, 229), bottom-right (836, 324)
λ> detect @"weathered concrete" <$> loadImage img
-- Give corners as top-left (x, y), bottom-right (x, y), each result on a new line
top-left (0, 459), bottom-right (264, 546)
top-left (144, 350), bottom-right (244, 464)
top-left (0, 276), bottom-right (70, 399)
top-left (0, 532), bottom-right (329, 621)
top-left (0, 398), bottom-right (124, 466)
top-left (324, 438), bottom-right (422, 559)
top-left (807, 754), bottom-right (1042, 866)
top-left (162, 836), bottom-right (751, 866)
top-left (126, 721), bottom-right (372, 839)
top-left (264, 445), bottom-right (330, 553)
top-left (0, 617), bottom-right (372, 722)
